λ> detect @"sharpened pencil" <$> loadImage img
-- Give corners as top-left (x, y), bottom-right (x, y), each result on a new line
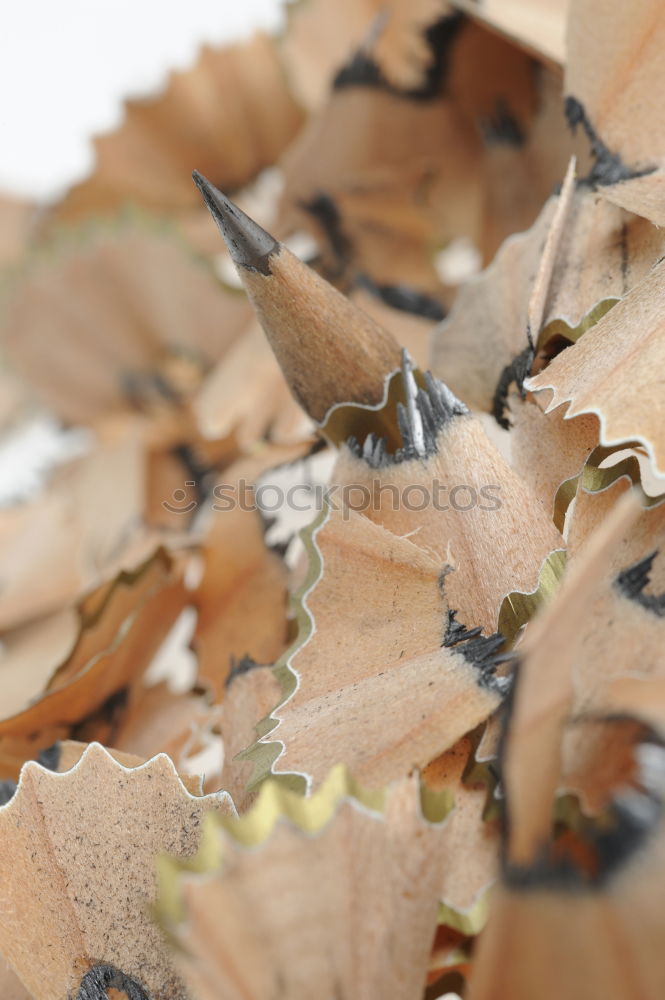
top-left (192, 171), bottom-right (403, 424)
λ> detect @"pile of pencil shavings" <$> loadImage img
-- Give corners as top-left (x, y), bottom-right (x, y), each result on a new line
top-left (1, 1), bottom-right (665, 997)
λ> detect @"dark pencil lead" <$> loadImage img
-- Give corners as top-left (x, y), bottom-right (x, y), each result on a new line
top-left (442, 611), bottom-right (483, 647)
top-left (443, 610), bottom-right (513, 694)
top-left (393, 349), bottom-right (428, 463)
top-left (396, 401), bottom-right (416, 453)
top-left (402, 350), bottom-right (424, 445)
top-left (347, 352), bottom-right (467, 467)
top-left (192, 171), bottom-right (278, 276)
top-left (394, 352), bottom-right (468, 462)
top-left (362, 434), bottom-right (375, 462)
top-left (423, 370), bottom-right (468, 422)
top-left (346, 431), bottom-right (388, 468)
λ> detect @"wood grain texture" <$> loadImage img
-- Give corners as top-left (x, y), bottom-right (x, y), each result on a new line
top-left (0, 745), bottom-right (233, 1000)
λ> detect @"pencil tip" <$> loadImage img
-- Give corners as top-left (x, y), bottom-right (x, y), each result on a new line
top-left (192, 171), bottom-right (278, 276)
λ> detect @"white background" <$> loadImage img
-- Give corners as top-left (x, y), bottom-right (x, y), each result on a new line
top-left (0, 0), bottom-right (285, 198)
top-left (0, 0), bottom-right (284, 502)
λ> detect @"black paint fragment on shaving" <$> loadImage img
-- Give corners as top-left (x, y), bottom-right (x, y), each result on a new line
top-left (333, 12), bottom-right (464, 101)
top-left (479, 99), bottom-right (526, 147)
top-left (491, 344), bottom-right (534, 430)
top-left (75, 965), bottom-right (150, 1000)
top-left (300, 193), bottom-right (353, 266)
top-left (356, 273), bottom-right (446, 321)
top-left (616, 551), bottom-right (665, 616)
top-left (226, 654), bottom-right (263, 689)
top-left (565, 96), bottom-right (656, 187)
